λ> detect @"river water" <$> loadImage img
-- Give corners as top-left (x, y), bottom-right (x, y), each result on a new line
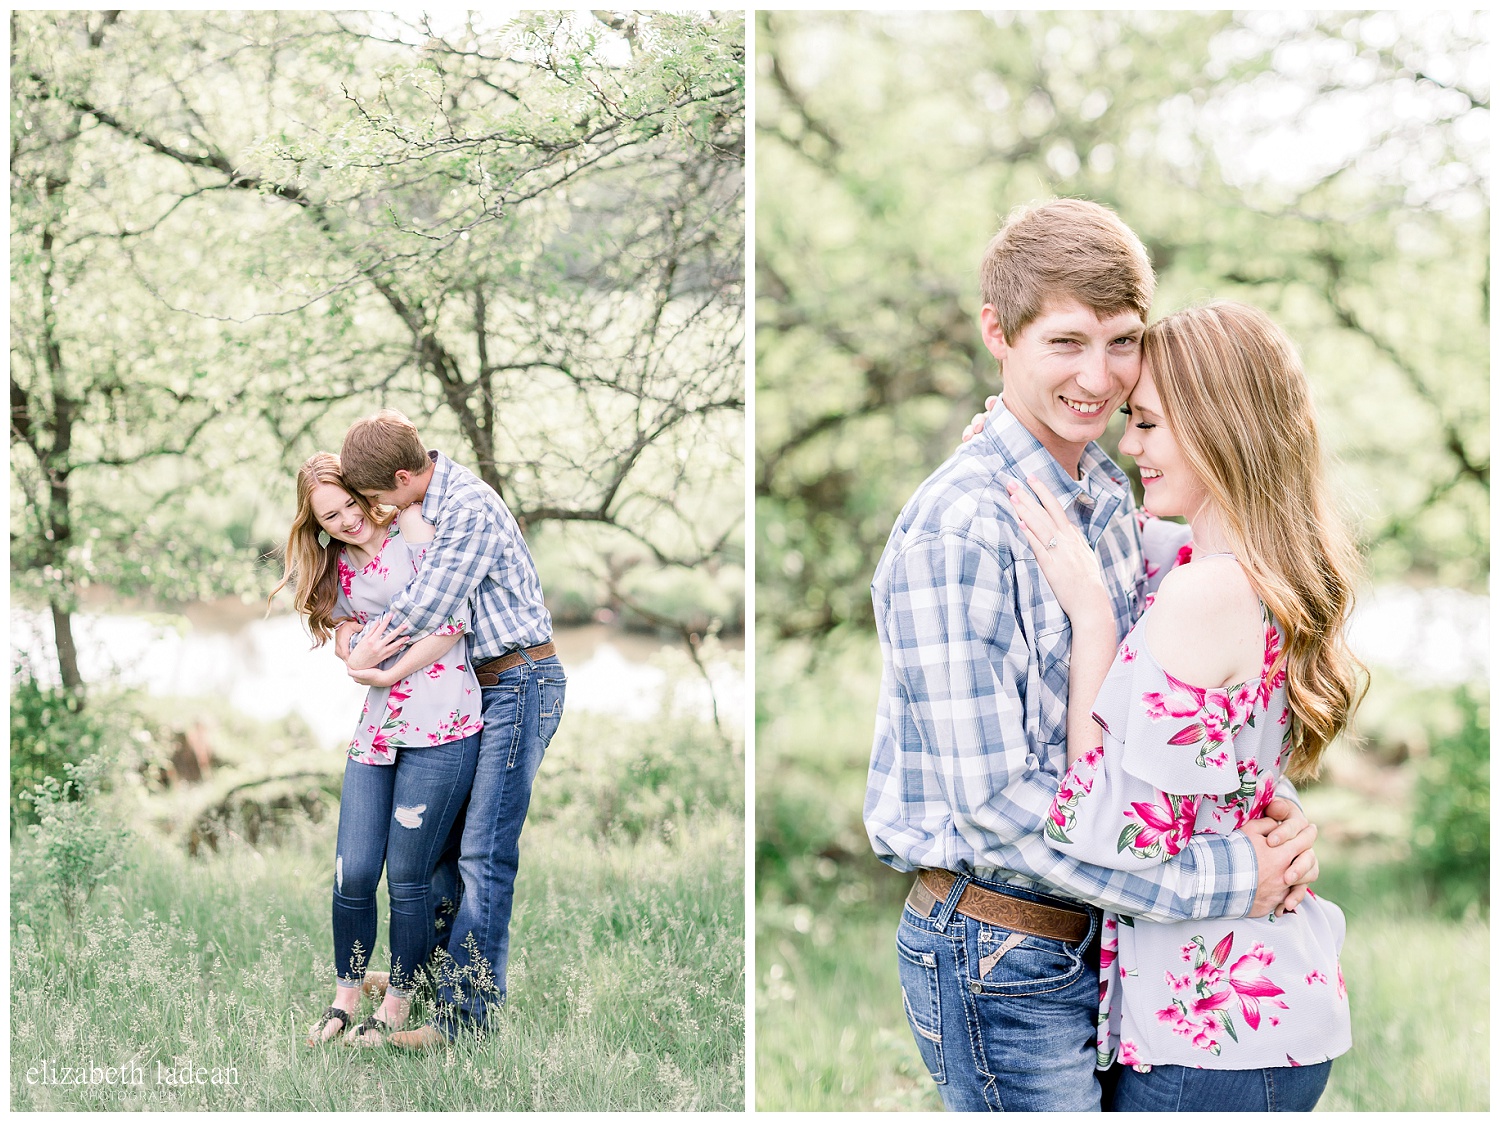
top-left (8, 583), bottom-right (1483, 750)
top-left (10, 603), bottom-right (744, 750)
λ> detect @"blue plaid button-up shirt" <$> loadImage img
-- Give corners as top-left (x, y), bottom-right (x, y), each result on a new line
top-left (362, 450), bottom-right (552, 663)
top-left (865, 404), bottom-right (1259, 922)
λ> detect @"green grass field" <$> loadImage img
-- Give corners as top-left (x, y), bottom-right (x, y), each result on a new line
top-left (12, 702), bottom-right (745, 1111)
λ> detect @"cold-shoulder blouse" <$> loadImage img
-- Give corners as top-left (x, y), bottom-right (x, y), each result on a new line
top-left (334, 522), bottom-right (483, 765)
top-left (1045, 537), bottom-right (1351, 1071)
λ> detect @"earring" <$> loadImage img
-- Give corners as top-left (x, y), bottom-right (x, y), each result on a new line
top-left (317, 530), bottom-right (331, 548)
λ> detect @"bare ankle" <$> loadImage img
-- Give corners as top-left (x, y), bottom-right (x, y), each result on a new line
top-left (334, 982), bottom-right (362, 1011)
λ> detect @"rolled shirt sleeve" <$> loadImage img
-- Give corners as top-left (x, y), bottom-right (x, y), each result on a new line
top-left (352, 504), bottom-right (495, 648)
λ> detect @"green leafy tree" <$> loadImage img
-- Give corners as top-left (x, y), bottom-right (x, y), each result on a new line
top-left (12, 10), bottom-right (746, 694)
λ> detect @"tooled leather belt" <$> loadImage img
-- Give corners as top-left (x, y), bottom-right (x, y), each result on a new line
top-left (473, 641), bottom-right (557, 686)
top-left (908, 868), bottom-right (1091, 943)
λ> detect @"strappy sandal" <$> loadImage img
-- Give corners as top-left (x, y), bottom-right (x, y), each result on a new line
top-left (306, 1005), bottom-right (353, 1047)
top-left (346, 1014), bottom-right (399, 1048)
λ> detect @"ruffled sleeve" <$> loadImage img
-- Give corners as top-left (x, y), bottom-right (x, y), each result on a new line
top-left (1043, 624), bottom-right (1254, 870)
top-left (1095, 633), bottom-right (1251, 796)
top-left (1043, 737), bottom-right (1204, 869)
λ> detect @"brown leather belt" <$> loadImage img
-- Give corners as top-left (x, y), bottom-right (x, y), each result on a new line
top-left (908, 869), bottom-right (1090, 943)
top-left (473, 641), bottom-right (557, 686)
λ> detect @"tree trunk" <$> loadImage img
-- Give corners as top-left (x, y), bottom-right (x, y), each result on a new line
top-left (49, 597), bottom-right (84, 696)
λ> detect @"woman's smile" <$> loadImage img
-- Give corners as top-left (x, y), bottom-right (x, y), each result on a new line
top-left (310, 482), bottom-right (380, 549)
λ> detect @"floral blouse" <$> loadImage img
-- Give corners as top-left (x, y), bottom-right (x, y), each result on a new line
top-left (1045, 530), bottom-right (1351, 1072)
top-left (334, 522), bottom-right (483, 766)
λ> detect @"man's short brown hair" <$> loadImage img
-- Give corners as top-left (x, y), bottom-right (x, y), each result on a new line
top-left (980, 198), bottom-right (1155, 342)
top-left (339, 409), bottom-right (429, 493)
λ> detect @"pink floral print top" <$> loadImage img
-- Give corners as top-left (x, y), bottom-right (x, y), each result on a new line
top-left (1046, 538), bottom-right (1351, 1073)
top-left (335, 522), bottom-right (483, 766)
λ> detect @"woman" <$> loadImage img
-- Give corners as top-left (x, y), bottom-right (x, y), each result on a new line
top-left (271, 452), bottom-right (482, 1047)
top-left (1007, 302), bottom-right (1363, 1111)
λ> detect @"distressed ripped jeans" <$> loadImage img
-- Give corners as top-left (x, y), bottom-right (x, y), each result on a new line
top-left (331, 732), bottom-right (479, 994)
top-left (897, 873), bottom-right (1104, 1112)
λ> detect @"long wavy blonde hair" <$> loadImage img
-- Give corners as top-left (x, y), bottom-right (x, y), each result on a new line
top-left (268, 452), bottom-right (393, 647)
top-left (1144, 301), bottom-right (1366, 781)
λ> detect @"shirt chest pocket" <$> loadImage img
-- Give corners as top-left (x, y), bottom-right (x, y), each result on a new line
top-left (1026, 619), bottom-right (1072, 769)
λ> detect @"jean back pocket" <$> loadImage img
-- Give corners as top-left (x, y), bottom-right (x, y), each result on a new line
top-left (897, 934), bottom-right (946, 1085)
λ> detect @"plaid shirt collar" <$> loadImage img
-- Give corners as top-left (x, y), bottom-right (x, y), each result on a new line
top-left (419, 449), bottom-right (450, 522)
top-left (973, 400), bottom-right (1131, 542)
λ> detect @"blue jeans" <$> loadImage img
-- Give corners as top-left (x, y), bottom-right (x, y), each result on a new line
top-left (897, 873), bottom-right (1104, 1111)
top-left (433, 653), bottom-right (565, 1035)
top-left (1112, 1061), bottom-right (1332, 1112)
top-left (331, 733), bottom-right (479, 993)
top-left (427, 828), bottom-right (464, 951)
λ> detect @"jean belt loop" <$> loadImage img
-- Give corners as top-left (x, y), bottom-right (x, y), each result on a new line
top-left (932, 873), bottom-right (970, 935)
top-left (511, 643), bottom-right (539, 669)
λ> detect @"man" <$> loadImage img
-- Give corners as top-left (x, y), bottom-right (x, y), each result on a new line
top-left (864, 200), bottom-right (1318, 1111)
top-left (338, 409), bottom-right (566, 1048)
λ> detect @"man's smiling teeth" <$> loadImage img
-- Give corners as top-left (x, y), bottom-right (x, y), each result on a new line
top-left (1062, 397), bottom-right (1105, 415)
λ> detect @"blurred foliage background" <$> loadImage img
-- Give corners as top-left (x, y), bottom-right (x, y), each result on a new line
top-left (753, 10), bottom-right (1487, 1111)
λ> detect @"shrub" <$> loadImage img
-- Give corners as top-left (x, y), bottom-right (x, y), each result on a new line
top-left (534, 710), bottom-right (740, 843)
top-left (16, 754), bottom-right (134, 927)
top-left (9, 667), bottom-right (110, 827)
top-left (1409, 686), bottom-right (1489, 916)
